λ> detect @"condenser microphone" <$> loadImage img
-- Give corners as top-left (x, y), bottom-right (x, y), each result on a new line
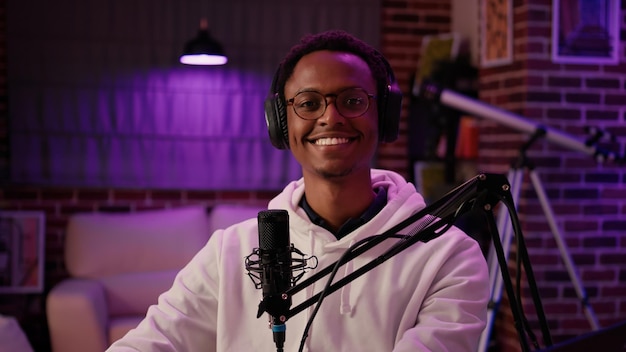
top-left (257, 209), bottom-right (293, 352)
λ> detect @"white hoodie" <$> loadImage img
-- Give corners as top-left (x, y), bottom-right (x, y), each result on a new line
top-left (108, 169), bottom-right (489, 352)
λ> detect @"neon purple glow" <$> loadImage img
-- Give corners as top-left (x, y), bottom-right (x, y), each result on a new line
top-left (180, 54), bottom-right (228, 65)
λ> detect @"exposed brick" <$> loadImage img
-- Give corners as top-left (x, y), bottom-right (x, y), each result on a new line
top-left (562, 63), bottom-right (601, 72)
top-left (58, 204), bottom-right (95, 215)
top-left (217, 191), bottom-right (255, 201)
top-left (564, 93), bottom-right (601, 104)
top-left (604, 94), bottom-right (626, 105)
top-left (151, 190), bottom-right (184, 201)
top-left (603, 63), bottom-right (626, 74)
top-left (526, 91), bottom-right (561, 102)
top-left (542, 301), bottom-right (579, 315)
top-left (111, 189), bottom-right (147, 201)
top-left (18, 203), bottom-right (57, 214)
top-left (532, 156), bottom-right (564, 168)
top-left (548, 76), bottom-right (582, 87)
top-left (545, 269), bottom-right (572, 281)
top-left (525, 59), bottom-right (561, 70)
top-left (543, 172), bottom-right (581, 183)
top-left (527, 7), bottom-right (550, 21)
top-left (563, 285), bottom-right (598, 299)
top-left (423, 14), bottom-right (450, 24)
top-left (599, 253), bottom-right (626, 265)
top-left (546, 108), bottom-right (581, 120)
top-left (562, 188), bottom-right (599, 199)
top-left (2, 188), bottom-right (39, 200)
top-left (581, 236), bottom-right (617, 248)
top-left (589, 301), bottom-right (618, 315)
top-left (77, 189), bottom-right (110, 201)
top-left (187, 190), bottom-right (219, 201)
top-left (97, 205), bottom-right (132, 213)
top-left (571, 253), bottom-right (597, 266)
top-left (600, 188), bottom-right (626, 200)
top-left (602, 220), bottom-right (626, 232)
top-left (526, 75), bottom-right (544, 86)
top-left (40, 189), bottom-right (75, 201)
top-left (391, 13), bottom-right (420, 22)
top-left (601, 285), bottom-right (626, 298)
top-left (528, 253), bottom-right (561, 265)
top-left (587, 111), bottom-right (620, 123)
top-left (584, 172), bottom-right (620, 183)
top-left (563, 221), bottom-right (598, 232)
top-left (504, 77), bottom-right (524, 87)
top-left (383, 1), bottom-right (409, 10)
top-left (582, 204), bottom-right (618, 215)
top-left (560, 317), bottom-right (597, 330)
top-left (586, 78), bottom-right (620, 89)
top-left (581, 268), bottom-right (616, 281)
top-left (409, 1), bottom-right (450, 11)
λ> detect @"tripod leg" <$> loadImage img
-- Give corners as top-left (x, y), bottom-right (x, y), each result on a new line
top-left (528, 170), bottom-right (600, 330)
top-left (479, 168), bottom-right (524, 352)
top-left (486, 204), bottom-right (531, 352)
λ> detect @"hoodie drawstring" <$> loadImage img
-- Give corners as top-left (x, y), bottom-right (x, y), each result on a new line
top-left (339, 240), bottom-right (355, 315)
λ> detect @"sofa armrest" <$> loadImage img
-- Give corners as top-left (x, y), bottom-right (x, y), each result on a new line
top-left (47, 279), bottom-right (108, 352)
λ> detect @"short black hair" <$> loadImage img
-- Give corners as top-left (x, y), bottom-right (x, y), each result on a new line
top-left (273, 30), bottom-right (391, 104)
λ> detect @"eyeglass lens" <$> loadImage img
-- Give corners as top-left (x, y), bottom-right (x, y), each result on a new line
top-left (291, 88), bottom-right (372, 120)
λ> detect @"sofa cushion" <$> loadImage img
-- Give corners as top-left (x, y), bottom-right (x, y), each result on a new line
top-left (108, 316), bottom-right (144, 346)
top-left (0, 315), bottom-right (34, 352)
top-left (66, 206), bottom-right (210, 278)
top-left (101, 270), bottom-right (178, 316)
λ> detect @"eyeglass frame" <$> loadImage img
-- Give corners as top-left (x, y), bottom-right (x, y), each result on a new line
top-left (285, 87), bottom-right (377, 120)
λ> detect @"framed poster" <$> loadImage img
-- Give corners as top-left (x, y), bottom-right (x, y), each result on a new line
top-left (552, 0), bottom-right (620, 64)
top-left (412, 33), bottom-right (462, 96)
top-left (0, 211), bottom-right (45, 293)
top-left (481, 0), bottom-right (513, 67)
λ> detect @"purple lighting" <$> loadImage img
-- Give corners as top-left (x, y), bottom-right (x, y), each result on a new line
top-left (180, 18), bottom-right (227, 66)
top-left (180, 54), bottom-right (228, 66)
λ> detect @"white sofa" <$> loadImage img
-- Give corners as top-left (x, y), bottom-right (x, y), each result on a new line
top-left (46, 204), bottom-right (264, 352)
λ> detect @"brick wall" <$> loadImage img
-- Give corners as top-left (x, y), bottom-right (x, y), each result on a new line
top-left (380, 0), bottom-right (453, 176)
top-left (475, 0), bottom-right (626, 351)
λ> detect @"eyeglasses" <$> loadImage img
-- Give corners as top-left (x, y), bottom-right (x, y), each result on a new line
top-left (286, 88), bottom-right (376, 120)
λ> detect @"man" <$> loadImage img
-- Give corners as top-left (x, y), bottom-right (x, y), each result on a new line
top-left (108, 29), bottom-right (488, 352)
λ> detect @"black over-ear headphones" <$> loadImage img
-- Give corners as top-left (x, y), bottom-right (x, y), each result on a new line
top-left (264, 54), bottom-right (403, 150)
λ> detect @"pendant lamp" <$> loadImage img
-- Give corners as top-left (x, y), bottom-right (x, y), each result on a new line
top-left (180, 18), bottom-right (228, 65)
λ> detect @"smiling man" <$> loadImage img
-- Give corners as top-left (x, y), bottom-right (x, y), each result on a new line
top-left (285, 50), bottom-right (381, 232)
top-left (107, 30), bottom-right (489, 352)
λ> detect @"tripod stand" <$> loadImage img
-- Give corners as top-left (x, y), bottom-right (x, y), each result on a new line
top-left (479, 132), bottom-right (600, 352)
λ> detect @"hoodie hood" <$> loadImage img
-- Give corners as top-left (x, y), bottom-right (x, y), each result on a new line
top-left (268, 168), bottom-right (426, 249)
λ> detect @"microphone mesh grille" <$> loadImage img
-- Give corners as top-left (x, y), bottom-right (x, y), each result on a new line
top-left (257, 209), bottom-right (289, 249)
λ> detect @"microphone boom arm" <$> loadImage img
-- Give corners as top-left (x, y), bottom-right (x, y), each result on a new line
top-left (271, 173), bottom-right (551, 351)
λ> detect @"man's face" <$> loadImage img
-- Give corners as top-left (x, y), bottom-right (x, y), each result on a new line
top-left (284, 50), bottom-right (379, 180)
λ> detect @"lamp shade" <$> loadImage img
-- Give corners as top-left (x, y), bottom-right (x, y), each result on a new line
top-left (180, 19), bottom-right (228, 66)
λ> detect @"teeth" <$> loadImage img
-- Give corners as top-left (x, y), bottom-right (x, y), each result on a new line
top-left (314, 137), bottom-right (350, 146)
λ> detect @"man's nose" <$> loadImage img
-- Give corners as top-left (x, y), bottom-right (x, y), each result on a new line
top-left (317, 97), bottom-right (345, 124)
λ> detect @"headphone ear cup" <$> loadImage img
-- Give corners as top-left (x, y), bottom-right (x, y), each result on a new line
top-left (264, 93), bottom-right (290, 149)
top-left (379, 82), bottom-right (403, 143)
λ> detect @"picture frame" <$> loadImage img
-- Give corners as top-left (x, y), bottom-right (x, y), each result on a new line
top-left (412, 32), bottom-right (462, 96)
top-left (552, 0), bottom-right (620, 64)
top-left (481, 0), bottom-right (513, 68)
top-left (0, 211), bottom-right (45, 294)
